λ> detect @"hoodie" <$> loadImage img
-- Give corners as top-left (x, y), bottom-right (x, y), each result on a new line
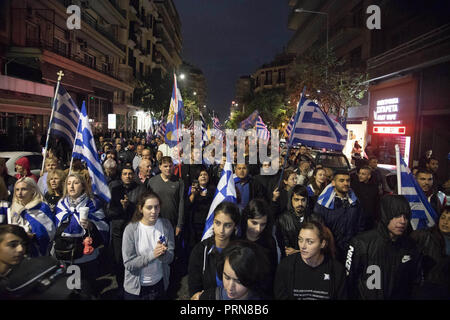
top-left (14, 157), bottom-right (38, 183)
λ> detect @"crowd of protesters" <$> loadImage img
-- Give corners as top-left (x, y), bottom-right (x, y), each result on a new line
top-left (0, 129), bottom-right (449, 300)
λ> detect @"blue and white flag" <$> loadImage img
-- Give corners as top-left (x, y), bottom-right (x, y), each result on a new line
top-left (316, 183), bottom-right (358, 209)
top-left (50, 85), bottom-right (80, 147)
top-left (400, 156), bottom-right (438, 230)
top-left (72, 102), bottom-right (111, 203)
top-left (255, 116), bottom-right (270, 142)
top-left (285, 113), bottom-right (295, 140)
top-left (0, 201), bottom-right (8, 225)
top-left (201, 162), bottom-right (237, 241)
top-left (239, 110), bottom-right (259, 130)
top-left (200, 114), bottom-right (209, 143)
top-left (165, 74), bottom-right (185, 147)
top-left (290, 97), bottom-right (348, 151)
top-left (156, 120), bottom-right (167, 138)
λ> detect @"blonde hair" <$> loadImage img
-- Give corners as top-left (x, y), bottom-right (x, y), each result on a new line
top-left (12, 177), bottom-right (43, 205)
top-left (63, 172), bottom-right (92, 199)
top-left (46, 169), bottom-right (66, 196)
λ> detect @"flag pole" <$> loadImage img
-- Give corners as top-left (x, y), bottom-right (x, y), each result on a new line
top-left (276, 86), bottom-right (307, 190)
top-left (69, 101), bottom-right (84, 175)
top-left (41, 70), bottom-right (64, 175)
top-left (395, 144), bottom-right (402, 195)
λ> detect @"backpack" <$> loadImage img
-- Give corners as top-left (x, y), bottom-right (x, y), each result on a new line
top-left (53, 217), bottom-right (84, 262)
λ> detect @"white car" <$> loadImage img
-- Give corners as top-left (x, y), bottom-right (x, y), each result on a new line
top-left (0, 151), bottom-right (43, 177)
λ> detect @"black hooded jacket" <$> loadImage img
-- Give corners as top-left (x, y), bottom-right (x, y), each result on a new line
top-left (345, 195), bottom-right (422, 300)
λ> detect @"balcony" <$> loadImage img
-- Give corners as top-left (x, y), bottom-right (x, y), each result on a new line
top-left (81, 12), bottom-right (126, 52)
top-left (108, 0), bottom-right (127, 19)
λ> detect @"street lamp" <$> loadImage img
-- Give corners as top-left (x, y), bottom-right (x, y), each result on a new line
top-left (179, 73), bottom-right (185, 80)
top-left (295, 8), bottom-right (329, 79)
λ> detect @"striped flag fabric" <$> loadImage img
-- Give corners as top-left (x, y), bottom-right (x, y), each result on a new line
top-left (72, 102), bottom-right (111, 203)
top-left (212, 116), bottom-right (224, 140)
top-left (399, 156), bottom-right (438, 230)
top-left (165, 74), bottom-right (185, 147)
top-left (156, 120), bottom-right (167, 138)
top-left (239, 110), bottom-right (259, 130)
top-left (201, 162), bottom-right (237, 241)
top-left (290, 97), bottom-right (348, 151)
top-left (255, 116), bottom-right (270, 142)
top-left (200, 114), bottom-right (208, 143)
top-left (188, 116), bottom-right (194, 131)
top-left (213, 116), bottom-right (221, 130)
top-left (285, 113), bottom-right (295, 139)
top-left (50, 85), bottom-right (80, 147)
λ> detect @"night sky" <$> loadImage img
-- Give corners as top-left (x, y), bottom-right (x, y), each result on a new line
top-left (174, 0), bottom-right (294, 121)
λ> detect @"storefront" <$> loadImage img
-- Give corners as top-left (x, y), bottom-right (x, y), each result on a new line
top-left (367, 75), bottom-right (418, 167)
top-left (343, 105), bottom-right (369, 164)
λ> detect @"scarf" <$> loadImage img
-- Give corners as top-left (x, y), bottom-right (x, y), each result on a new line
top-left (9, 197), bottom-right (44, 232)
top-left (316, 184), bottom-right (358, 210)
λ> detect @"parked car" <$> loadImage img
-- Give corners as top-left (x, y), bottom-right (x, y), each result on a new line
top-left (0, 151), bottom-right (43, 177)
top-left (308, 149), bottom-right (352, 172)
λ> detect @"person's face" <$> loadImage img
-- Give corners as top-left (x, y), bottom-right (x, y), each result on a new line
top-left (159, 162), bottom-right (172, 178)
top-left (298, 228), bottom-right (325, 261)
top-left (332, 174), bottom-right (350, 195)
top-left (116, 144), bottom-right (122, 152)
top-left (387, 214), bottom-right (408, 238)
top-left (66, 176), bottom-right (84, 199)
top-left (358, 169), bottom-right (371, 183)
top-left (115, 138), bottom-right (121, 145)
top-left (140, 197), bottom-right (160, 225)
top-left (291, 193), bottom-right (307, 215)
top-left (223, 258), bottom-right (249, 300)
top-left (0, 233), bottom-right (26, 268)
top-left (246, 215), bottom-right (268, 241)
top-left (299, 146), bottom-right (307, 155)
top-left (142, 149), bottom-right (151, 160)
top-left (438, 210), bottom-right (450, 235)
top-left (46, 161), bottom-right (57, 172)
top-left (416, 173), bottom-right (433, 193)
top-left (156, 151), bottom-right (163, 161)
top-left (15, 164), bottom-right (26, 176)
top-left (235, 164), bottom-right (248, 179)
top-left (369, 159), bottom-right (378, 169)
top-left (213, 211), bottom-right (236, 242)
top-left (315, 169), bottom-right (327, 185)
top-left (261, 162), bottom-right (271, 175)
top-left (121, 169), bottom-right (134, 185)
top-left (285, 173), bottom-right (297, 189)
top-left (427, 160), bottom-right (439, 173)
top-left (99, 136), bottom-right (104, 143)
top-left (299, 162), bottom-right (310, 173)
top-left (139, 160), bottom-right (152, 178)
top-left (136, 145), bottom-right (144, 156)
top-left (49, 174), bottom-right (62, 191)
top-left (198, 171), bottom-right (209, 186)
top-left (324, 168), bottom-right (333, 182)
top-left (15, 182), bottom-right (33, 205)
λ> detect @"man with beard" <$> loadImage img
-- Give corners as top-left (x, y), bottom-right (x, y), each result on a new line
top-left (314, 170), bottom-right (365, 263)
top-left (345, 195), bottom-right (422, 299)
top-left (107, 165), bottom-right (146, 293)
top-left (416, 168), bottom-right (443, 217)
top-left (275, 185), bottom-right (318, 258)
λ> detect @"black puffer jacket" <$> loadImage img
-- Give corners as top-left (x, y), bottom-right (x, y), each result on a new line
top-left (345, 195), bottom-right (422, 300)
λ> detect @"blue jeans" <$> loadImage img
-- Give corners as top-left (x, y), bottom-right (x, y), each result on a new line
top-left (124, 279), bottom-right (165, 300)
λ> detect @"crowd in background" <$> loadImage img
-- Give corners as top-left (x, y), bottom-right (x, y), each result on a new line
top-left (0, 129), bottom-right (449, 300)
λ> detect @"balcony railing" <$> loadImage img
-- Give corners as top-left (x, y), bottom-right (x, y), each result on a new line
top-left (81, 12), bottom-right (125, 52)
top-left (108, 0), bottom-right (127, 19)
top-left (25, 38), bottom-right (122, 81)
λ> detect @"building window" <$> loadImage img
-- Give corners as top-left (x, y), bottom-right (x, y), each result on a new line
top-left (84, 53), bottom-right (96, 69)
top-left (277, 69), bottom-right (286, 84)
top-left (25, 22), bottom-right (40, 46)
top-left (264, 71), bottom-right (272, 85)
top-left (54, 38), bottom-right (68, 57)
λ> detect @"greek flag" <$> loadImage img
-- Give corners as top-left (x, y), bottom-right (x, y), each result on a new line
top-left (290, 97), bottom-right (348, 151)
top-left (55, 194), bottom-right (109, 246)
top-left (72, 102), bottom-right (111, 203)
top-left (201, 162), bottom-right (237, 241)
top-left (212, 116), bottom-right (223, 140)
top-left (50, 85), bottom-right (80, 147)
top-left (240, 110), bottom-right (259, 130)
top-left (200, 114), bottom-right (209, 143)
top-left (285, 113), bottom-right (295, 139)
top-left (400, 156), bottom-right (438, 230)
top-left (213, 117), bottom-right (221, 131)
top-left (156, 120), bottom-right (167, 138)
top-left (165, 74), bottom-right (185, 147)
top-left (316, 183), bottom-right (358, 209)
top-left (255, 116), bottom-right (270, 142)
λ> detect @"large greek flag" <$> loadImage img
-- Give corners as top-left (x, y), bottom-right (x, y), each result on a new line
top-left (72, 102), bottom-right (111, 203)
top-left (201, 162), bottom-right (237, 241)
top-left (290, 97), bottom-right (347, 151)
top-left (400, 156), bottom-right (438, 230)
top-left (50, 85), bottom-right (80, 147)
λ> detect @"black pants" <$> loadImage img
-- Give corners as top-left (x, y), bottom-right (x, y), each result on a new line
top-left (124, 279), bottom-right (165, 300)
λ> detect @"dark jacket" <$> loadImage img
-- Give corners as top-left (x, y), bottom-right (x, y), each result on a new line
top-left (345, 224), bottom-right (422, 300)
top-left (188, 236), bottom-right (222, 297)
top-left (410, 226), bottom-right (450, 299)
top-left (107, 181), bottom-right (146, 238)
top-left (314, 193), bottom-right (365, 262)
top-left (350, 174), bottom-right (380, 230)
top-left (234, 177), bottom-right (266, 208)
top-left (274, 254), bottom-right (347, 300)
